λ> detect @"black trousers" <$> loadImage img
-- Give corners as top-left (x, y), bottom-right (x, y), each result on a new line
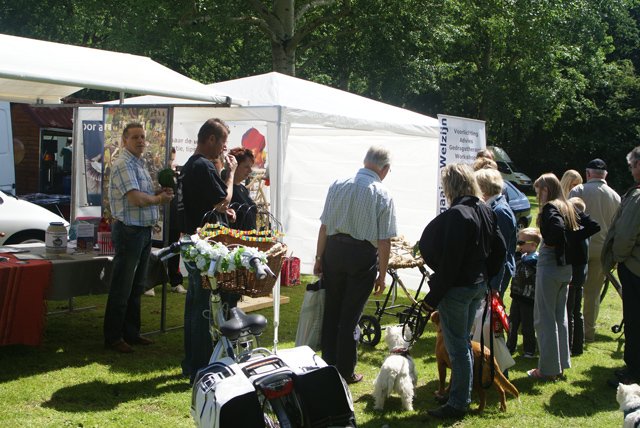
top-left (506, 296), bottom-right (536, 355)
top-left (619, 263), bottom-right (640, 378)
top-left (567, 263), bottom-right (586, 354)
top-left (321, 234), bottom-right (377, 378)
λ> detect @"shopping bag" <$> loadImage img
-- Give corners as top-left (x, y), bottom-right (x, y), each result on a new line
top-left (281, 256), bottom-right (301, 286)
top-left (294, 280), bottom-right (324, 350)
top-left (471, 300), bottom-right (516, 372)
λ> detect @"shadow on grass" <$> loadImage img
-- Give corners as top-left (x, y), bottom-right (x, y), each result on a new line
top-left (42, 373), bottom-right (189, 412)
top-left (0, 295), bottom-right (187, 384)
top-left (544, 364), bottom-right (619, 417)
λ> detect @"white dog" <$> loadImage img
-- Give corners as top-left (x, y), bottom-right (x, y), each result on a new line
top-left (373, 325), bottom-right (418, 411)
top-left (617, 383), bottom-right (640, 428)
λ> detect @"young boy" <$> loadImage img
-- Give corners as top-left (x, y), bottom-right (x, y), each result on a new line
top-left (506, 227), bottom-right (541, 357)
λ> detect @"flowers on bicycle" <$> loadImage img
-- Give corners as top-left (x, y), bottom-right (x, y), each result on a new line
top-left (182, 235), bottom-right (268, 276)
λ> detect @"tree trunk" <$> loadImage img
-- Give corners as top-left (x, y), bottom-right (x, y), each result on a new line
top-left (271, 40), bottom-right (296, 76)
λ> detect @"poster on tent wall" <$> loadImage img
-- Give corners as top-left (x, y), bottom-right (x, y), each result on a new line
top-left (102, 107), bottom-right (170, 241)
top-left (171, 118), bottom-right (271, 208)
top-left (171, 120), bottom-right (268, 169)
top-left (436, 114), bottom-right (486, 213)
top-left (82, 121), bottom-right (105, 207)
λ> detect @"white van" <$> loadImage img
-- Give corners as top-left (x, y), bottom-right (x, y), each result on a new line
top-left (488, 146), bottom-right (532, 190)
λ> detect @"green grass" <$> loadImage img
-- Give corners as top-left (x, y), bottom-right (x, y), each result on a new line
top-left (0, 274), bottom-right (624, 427)
top-left (0, 198), bottom-right (625, 427)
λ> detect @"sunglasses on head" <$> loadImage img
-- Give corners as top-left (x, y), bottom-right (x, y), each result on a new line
top-left (517, 240), bottom-right (537, 246)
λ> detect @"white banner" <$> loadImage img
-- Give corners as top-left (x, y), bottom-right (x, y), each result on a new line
top-left (436, 114), bottom-right (486, 212)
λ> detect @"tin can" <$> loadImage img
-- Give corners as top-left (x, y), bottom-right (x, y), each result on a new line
top-left (46, 222), bottom-right (68, 254)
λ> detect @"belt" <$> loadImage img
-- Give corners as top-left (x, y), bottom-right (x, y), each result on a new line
top-left (330, 233), bottom-right (374, 248)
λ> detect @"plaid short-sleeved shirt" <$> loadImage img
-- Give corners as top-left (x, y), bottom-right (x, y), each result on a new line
top-left (320, 168), bottom-right (397, 248)
top-left (109, 148), bottom-right (158, 226)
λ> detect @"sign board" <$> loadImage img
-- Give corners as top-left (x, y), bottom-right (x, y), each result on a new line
top-left (436, 114), bottom-right (486, 212)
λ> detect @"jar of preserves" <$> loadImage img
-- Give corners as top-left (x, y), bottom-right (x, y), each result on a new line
top-left (46, 222), bottom-right (67, 254)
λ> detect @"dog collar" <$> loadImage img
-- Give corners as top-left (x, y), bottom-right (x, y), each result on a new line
top-left (391, 347), bottom-right (410, 356)
top-left (624, 404), bottom-right (640, 419)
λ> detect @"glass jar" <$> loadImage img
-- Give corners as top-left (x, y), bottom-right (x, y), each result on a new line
top-left (46, 222), bottom-right (68, 254)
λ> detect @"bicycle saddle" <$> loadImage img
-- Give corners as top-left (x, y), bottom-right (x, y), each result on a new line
top-left (220, 307), bottom-right (268, 340)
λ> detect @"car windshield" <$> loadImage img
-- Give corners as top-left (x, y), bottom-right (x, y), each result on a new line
top-left (505, 182), bottom-right (520, 201)
top-left (507, 161), bottom-right (520, 172)
top-left (496, 161), bottom-right (512, 174)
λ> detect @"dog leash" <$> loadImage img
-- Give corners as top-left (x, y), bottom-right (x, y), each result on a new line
top-left (478, 288), bottom-right (497, 389)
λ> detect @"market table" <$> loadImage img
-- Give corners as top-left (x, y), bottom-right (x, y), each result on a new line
top-left (0, 243), bottom-right (171, 346)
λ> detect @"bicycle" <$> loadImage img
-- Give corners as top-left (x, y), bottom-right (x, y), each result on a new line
top-left (158, 236), bottom-right (356, 428)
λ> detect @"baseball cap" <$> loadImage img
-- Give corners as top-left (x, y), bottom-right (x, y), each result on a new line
top-left (586, 158), bottom-right (607, 170)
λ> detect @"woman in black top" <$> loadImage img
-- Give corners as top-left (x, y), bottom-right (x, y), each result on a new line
top-left (419, 164), bottom-right (505, 419)
top-left (228, 147), bottom-right (257, 231)
top-left (529, 173), bottom-right (578, 381)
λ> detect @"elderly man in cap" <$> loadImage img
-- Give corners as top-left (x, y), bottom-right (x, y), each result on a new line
top-left (570, 158), bottom-right (620, 343)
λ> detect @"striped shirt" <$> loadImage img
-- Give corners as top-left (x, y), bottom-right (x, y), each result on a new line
top-left (320, 168), bottom-right (397, 247)
top-left (109, 148), bottom-right (158, 227)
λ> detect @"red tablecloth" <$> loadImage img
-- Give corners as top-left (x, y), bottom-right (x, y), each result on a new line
top-left (0, 254), bottom-right (52, 346)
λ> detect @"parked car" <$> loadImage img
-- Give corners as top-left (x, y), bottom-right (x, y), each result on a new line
top-left (504, 180), bottom-right (532, 230)
top-left (0, 190), bottom-right (69, 245)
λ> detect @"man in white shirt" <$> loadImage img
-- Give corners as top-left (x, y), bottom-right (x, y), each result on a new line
top-left (314, 146), bottom-right (397, 384)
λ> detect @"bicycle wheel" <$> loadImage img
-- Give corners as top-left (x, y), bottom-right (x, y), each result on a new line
top-left (358, 315), bottom-right (381, 346)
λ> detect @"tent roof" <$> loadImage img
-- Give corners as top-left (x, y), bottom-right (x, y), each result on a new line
top-left (0, 33), bottom-right (230, 104)
top-left (208, 72), bottom-right (438, 127)
top-left (115, 72), bottom-right (439, 134)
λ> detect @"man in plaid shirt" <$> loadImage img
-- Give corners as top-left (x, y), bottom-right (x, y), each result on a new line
top-left (104, 122), bottom-right (174, 353)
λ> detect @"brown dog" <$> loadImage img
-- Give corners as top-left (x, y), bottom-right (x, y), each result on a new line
top-left (430, 311), bottom-right (519, 412)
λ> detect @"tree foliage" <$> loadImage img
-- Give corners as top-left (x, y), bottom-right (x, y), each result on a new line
top-left (1, 0), bottom-right (639, 191)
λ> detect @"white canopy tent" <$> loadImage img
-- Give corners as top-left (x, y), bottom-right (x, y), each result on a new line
top-left (100, 73), bottom-right (441, 288)
top-left (0, 33), bottom-right (231, 104)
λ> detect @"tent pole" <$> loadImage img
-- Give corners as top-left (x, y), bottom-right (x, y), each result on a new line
top-left (119, 92), bottom-right (124, 105)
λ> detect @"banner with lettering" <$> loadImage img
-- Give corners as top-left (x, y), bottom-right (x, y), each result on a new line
top-left (436, 114), bottom-right (486, 212)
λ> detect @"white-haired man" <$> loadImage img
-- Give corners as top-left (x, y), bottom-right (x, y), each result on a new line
top-left (314, 146), bottom-right (397, 385)
top-left (570, 158), bottom-right (620, 343)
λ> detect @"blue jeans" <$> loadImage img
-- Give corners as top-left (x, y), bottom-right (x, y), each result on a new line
top-left (437, 281), bottom-right (486, 411)
top-left (103, 221), bottom-right (152, 344)
top-left (182, 262), bottom-right (213, 383)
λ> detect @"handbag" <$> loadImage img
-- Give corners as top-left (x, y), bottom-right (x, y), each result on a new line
top-left (294, 280), bottom-right (325, 350)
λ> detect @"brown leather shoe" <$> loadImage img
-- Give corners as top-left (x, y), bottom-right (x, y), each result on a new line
top-left (131, 336), bottom-right (154, 346)
top-left (106, 339), bottom-right (134, 353)
top-left (346, 373), bottom-right (364, 384)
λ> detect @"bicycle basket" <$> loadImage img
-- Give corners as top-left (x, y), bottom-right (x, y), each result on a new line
top-left (201, 242), bottom-right (287, 298)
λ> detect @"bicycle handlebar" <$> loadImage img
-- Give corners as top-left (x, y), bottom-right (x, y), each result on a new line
top-left (249, 257), bottom-right (275, 280)
top-left (157, 237), bottom-right (194, 262)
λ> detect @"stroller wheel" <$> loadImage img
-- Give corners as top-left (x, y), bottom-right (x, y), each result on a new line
top-left (398, 307), bottom-right (428, 338)
top-left (358, 315), bottom-right (381, 346)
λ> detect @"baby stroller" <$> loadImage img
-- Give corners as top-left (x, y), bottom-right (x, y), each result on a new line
top-left (358, 237), bottom-right (430, 346)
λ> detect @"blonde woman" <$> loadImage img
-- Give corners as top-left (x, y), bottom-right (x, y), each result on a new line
top-left (560, 169), bottom-right (583, 198)
top-left (419, 164), bottom-right (506, 418)
top-left (528, 173), bottom-right (578, 381)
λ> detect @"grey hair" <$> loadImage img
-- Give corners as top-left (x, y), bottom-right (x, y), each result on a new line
top-left (626, 146), bottom-right (640, 164)
top-left (364, 146), bottom-right (391, 169)
top-left (586, 168), bottom-right (606, 178)
top-left (475, 168), bottom-right (504, 197)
